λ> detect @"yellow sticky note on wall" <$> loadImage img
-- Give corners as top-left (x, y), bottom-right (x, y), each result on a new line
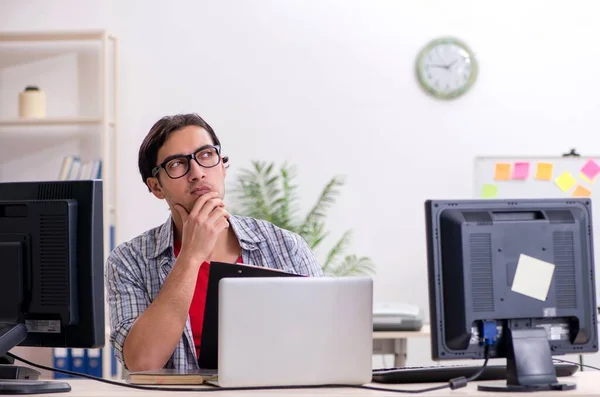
top-left (555, 171), bottom-right (576, 192)
top-left (494, 163), bottom-right (511, 181)
top-left (535, 163), bottom-right (553, 181)
top-left (580, 172), bottom-right (597, 184)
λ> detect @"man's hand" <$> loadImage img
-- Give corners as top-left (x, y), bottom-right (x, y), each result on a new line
top-left (173, 192), bottom-right (230, 265)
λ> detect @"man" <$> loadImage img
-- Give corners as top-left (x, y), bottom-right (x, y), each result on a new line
top-left (105, 113), bottom-right (323, 372)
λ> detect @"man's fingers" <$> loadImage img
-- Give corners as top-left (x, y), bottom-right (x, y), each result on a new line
top-left (215, 217), bottom-right (230, 232)
top-left (189, 191), bottom-right (219, 218)
top-left (208, 207), bottom-right (229, 224)
top-left (198, 197), bottom-right (225, 219)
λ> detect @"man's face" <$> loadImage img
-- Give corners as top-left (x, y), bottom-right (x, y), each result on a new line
top-left (147, 125), bottom-right (226, 213)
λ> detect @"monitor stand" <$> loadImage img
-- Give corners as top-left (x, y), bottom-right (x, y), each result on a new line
top-left (478, 325), bottom-right (576, 392)
top-left (0, 323), bottom-right (71, 395)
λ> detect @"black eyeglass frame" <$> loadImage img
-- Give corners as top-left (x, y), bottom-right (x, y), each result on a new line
top-left (151, 144), bottom-right (223, 179)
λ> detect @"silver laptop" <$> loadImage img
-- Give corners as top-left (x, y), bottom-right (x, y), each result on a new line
top-left (211, 276), bottom-right (373, 388)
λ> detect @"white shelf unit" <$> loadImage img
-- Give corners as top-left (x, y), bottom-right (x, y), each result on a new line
top-left (0, 117), bottom-right (115, 127)
top-left (0, 30), bottom-right (119, 380)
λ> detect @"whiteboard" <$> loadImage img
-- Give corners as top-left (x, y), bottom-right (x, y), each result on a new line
top-left (474, 155), bottom-right (600, 303)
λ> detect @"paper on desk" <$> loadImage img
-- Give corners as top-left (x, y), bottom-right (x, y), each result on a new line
top-left (511, 254), bottom-right (555, 301)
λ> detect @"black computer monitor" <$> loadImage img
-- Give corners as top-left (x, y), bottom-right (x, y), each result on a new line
top-left (425, 198), bottom-right (598, 392)
top-left (0, 180), bottom-right (105, 394)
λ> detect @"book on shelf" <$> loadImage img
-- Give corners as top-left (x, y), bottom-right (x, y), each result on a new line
top-left (58, 155), bottom-right (102, 180)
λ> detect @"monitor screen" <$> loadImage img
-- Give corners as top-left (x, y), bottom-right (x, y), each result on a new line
top-left (0, 180), bottom-right (105, 393)
top-left (425, 198), bottom-right (598, 391)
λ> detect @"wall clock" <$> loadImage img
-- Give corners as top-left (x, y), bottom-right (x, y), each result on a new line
top-left (415, 37), bottom-right (478, 100)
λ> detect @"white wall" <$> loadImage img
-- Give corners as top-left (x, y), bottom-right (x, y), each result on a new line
top-left (2, 0), bottom-right (600, 368)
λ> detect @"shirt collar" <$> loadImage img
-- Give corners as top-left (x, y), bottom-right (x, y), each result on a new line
top-left (150, 215), bottom-right (175, 259)
top-left (228, 215), bottom-right (265, 249)
top-left (149, 214), bottom-right (265, 260)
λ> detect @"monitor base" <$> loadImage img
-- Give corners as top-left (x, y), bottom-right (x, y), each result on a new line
top-left (0, 380), bottom-right (71, 395)
top-left (478, 382), bottom-right (576, 392)
top-left (0, 364), bottom-right (40, 380)
top-left (477, 323), bottom-right (578, 393)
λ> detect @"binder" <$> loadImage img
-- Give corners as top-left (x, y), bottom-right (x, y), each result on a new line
top-left (110, 346), bottom-right (118, 377)
top-left (70, 348), bottom-right (86, 375)
top-left (52, 348), bottom-right (71, 379)
top-left (85, 349), bottom-right (102, 377)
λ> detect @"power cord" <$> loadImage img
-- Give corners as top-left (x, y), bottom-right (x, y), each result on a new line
top-left (553, 358), bottom-right (600, 372)
top-left (6, 351), bottom-right (490, 394)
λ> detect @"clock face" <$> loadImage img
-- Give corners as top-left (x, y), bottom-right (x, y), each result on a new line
top-left (416, 37), bottom-right (478, 99)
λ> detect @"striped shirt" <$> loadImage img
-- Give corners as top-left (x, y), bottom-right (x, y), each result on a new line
top-left (105, 214), bottom-right (323, 371)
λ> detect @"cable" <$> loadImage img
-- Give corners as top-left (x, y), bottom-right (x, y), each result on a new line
top-left (466, 345), bottom-right (490, 382)
top-left (6, 352), bottom-right (484, 394)
top-left (553, 358), bottom-right (600, 372)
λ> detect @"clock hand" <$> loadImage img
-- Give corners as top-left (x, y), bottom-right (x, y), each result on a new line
top-left (445, 60), bottom-right (458, 68)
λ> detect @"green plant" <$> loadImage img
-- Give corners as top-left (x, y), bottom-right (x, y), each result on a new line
top-left (229, 160), bottom-right (375, 276)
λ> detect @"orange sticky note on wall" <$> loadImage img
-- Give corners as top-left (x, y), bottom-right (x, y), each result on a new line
top-left (535, 162), bottom-right (553, 181)
top-left (494, 163), bottom-right (511, 180)
top-left (572, 185), bottom-right (591, 197)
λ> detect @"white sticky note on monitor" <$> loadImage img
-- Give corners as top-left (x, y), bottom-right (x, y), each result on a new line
top-left (511, 254), bottom-right (555, 301)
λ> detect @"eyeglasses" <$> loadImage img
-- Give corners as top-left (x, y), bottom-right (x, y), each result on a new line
top-left (152, 145), bottom-right (222, 179)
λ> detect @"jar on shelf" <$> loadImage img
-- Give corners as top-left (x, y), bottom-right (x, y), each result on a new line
top-left (18, 86), bottom-right (46, 118)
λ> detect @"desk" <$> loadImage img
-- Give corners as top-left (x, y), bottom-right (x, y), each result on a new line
top-left (22, 372), bottom-right (600, 396)
top-left (372, 324), bottom-right (430, 367)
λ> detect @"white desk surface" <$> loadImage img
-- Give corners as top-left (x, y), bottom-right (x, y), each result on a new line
top-left (30, 372), bottom-right (600, 396)
top-left (372, 324), bottom-right (430, 339)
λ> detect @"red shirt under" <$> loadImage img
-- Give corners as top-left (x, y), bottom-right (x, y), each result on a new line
top-left (173, 240), bottom-right (242, 359)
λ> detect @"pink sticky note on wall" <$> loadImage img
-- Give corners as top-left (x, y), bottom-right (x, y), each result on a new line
top-left (512, 162), bottom-right (530, 180)
top-left (581, 160), bottom-right (600, 181)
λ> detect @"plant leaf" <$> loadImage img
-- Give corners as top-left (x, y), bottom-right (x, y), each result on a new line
top-left (302, 221), bottom-right (328, 251)
top-left (229, 161), bottom-right (376, 277)
top-left (325, 255), bottom-right (375, 276)
top-left (299, 175), bottom-right (344, 237)
top-left (270, 163), bottom-right (299, 231)
top-left (321, 230), bottom-right (353, 271)
top-left (231, 160), bottom-right (279, 221)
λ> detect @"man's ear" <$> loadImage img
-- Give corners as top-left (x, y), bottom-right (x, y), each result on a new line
top-left (222, 156), bottom-right (230, 174)
top-left (146, 177), bottom-right (166, 199)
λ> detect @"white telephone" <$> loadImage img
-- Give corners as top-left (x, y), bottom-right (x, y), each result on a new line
top-left (373, 301), bottom-right (424, 331)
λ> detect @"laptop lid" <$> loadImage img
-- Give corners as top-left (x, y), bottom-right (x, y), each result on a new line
top-left (198, 262), bottom-right (301, 369)
top-left (216, 277), bottom-right (373, 388)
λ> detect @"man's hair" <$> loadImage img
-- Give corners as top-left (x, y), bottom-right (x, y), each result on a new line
top-left (138, 113), bottom-right (226, 190)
